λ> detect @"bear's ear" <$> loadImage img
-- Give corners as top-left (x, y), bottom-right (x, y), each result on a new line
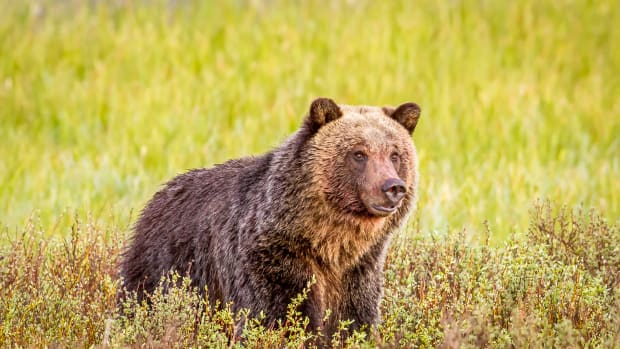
top-left (306, 98), bottom-right (343, 133)
top-left (384, 102), bottom-right (421, 134)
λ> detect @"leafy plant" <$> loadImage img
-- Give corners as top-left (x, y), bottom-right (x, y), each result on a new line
top-left (1, 202), bottom-right (617, 348)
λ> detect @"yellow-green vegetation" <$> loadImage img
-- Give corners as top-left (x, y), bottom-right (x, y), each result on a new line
top-left (0, 0), bottom-right (618, 239)
top-left (1, 202), bottom-right (618, 347)
top-left (1, 1), bottom-right (619, 347)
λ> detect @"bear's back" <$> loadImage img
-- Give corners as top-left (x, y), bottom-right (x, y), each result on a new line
top-left (121, 154), bottom-right (274, 300)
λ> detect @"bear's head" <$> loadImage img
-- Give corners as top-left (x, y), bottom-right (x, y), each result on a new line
top-left (304, 98), bottom-right (420, 219)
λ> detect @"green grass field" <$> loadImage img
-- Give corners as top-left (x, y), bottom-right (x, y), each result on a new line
top-left (1, 0), bottom-right (617, 240)
top-left (0, 1), bottom-right (619, 347)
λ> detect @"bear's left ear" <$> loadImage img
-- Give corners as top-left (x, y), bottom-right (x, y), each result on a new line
top-left (306, 98), bottom-right (343, 133)
top-left (383, 102), bottom-right (421, 134)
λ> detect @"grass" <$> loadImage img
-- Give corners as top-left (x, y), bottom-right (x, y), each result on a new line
top-left (0, 1), bottom-right (619, 347)
top-left (0, 0), bottom-right (618, 240)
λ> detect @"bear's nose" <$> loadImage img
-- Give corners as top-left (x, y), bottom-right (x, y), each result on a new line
top-left (381, 178), bottom-right (407, 204)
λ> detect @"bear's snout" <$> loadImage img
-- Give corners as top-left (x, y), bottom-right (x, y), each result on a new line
top-left (382, 178), bottom-right (406, 204)
top-left (367, 178), bottom-right (406, 216)
top-left (358, 157), bottom-right (409, 217)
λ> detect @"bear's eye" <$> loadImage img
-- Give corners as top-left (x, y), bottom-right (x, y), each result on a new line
top-left (353, 151), bottom-right (367, 162)
top-left (390, 152), bottom-right (400, 163)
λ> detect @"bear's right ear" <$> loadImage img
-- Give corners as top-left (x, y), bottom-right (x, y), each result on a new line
top-left (384, 102), bottom-right (421, 134)
top-left (305, 98), bottom-right (343, 133)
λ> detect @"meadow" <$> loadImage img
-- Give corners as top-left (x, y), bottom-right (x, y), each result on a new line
top-left (0, 0), bottom-right (619, 347)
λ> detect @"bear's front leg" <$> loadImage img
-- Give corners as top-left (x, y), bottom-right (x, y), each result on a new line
top-left (237, 244), bottom-right (323, 332)
top-left (339, 243), bottom-right (387, 335)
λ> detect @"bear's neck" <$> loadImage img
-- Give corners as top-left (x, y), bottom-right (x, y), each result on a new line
top-left (299, 196), bottom-right (391, 268)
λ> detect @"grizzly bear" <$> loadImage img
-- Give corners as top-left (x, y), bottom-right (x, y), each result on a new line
top-left (120, 98), bottom-right (421, 340)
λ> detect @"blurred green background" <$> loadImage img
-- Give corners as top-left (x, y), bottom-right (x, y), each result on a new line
top-left (0, 0), bottom-right (618, 241)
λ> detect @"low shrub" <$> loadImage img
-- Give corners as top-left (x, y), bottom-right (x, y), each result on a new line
top-left (1, 202), bottom-right (617, 348)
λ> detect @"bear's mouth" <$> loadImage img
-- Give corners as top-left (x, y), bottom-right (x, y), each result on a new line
top-left (369, 204), bottom-right (397, 216)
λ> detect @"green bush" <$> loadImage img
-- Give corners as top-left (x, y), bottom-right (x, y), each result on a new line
top-left (1, 202), bottom-right (618, 348)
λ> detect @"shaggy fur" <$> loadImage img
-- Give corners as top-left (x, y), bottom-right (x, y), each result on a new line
top-left (120, 98), bottom-right (421, 341)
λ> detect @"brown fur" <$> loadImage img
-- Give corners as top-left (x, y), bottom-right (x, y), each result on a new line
top-left (120, 98), bottom-right (421, 345)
